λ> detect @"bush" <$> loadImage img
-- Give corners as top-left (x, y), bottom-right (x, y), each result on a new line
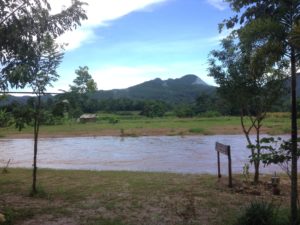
top-left (175, 105), bottom-right (195, 118)
top-left (140, 101), bottom-right (167, 118)
top-left (234, 201), bottom-right (286, 225)
top-left (108, 117), bottom-right (119, 124)
top-left (0, 109), bottom-right (12, 127)
top-left (199, 110), bottom-right (221, 117)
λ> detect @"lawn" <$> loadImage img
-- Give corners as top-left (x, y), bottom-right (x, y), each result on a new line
top-left (0, 169), bottom-right (291, 225)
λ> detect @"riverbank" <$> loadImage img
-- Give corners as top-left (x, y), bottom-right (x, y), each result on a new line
top-left (0, 169), bottom-right (291, 225)
top-left (0, 115), bottom-right (292, 139)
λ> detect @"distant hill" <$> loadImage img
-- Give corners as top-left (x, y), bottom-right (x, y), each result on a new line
top-left (0, 74), bottom-right (216, 106)
top-left (92, 74), bottom-right (216, 104)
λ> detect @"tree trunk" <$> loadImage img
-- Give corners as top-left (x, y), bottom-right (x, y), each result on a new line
top-left (32, 95), bottom-right (41, 194)
top-left (240, 110), bottom-right (260, 183)
top-left (290, 46), bottom-right (298, 224)
top-left (253, 121), bottom-right (261, 184)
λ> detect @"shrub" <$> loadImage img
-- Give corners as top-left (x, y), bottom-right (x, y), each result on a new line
top-left (234, 201), bottom-right (286, 225)
top-left (175, 105), bottom-right (195, 118)
top-left (0, 109), bottom-right (13, 127)
top-left (108, 117), bottom-right (119, 124)
top-left (199, 110), bottom-right (221, 117)
top-left (189, 128), bottom-right (204, 134)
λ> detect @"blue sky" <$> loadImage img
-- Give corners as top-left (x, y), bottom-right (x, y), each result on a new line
top-left (45, 0), bottom-right (233, 92)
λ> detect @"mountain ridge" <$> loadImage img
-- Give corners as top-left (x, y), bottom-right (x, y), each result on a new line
top-left (0, 74), bottom-right (216, 105)
top-left (92, 74), bottom-right (216, 104)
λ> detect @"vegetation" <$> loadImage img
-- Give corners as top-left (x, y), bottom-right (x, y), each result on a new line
top-left (208, 35), bottom-right (286, 184)
top-left (0, 113), bottom-right (292, 138)
top-left (28, 36), bottom-right (63, 195)
top-left (69, 66), bottom-right (98, 93)
top-left (0, 0), bottom-right (87, 196)
top-left (234, 201), bottom-right (287, 225)
top-left (0, 0), bottom-right (87, 91)
top-left (0, 169), bottom-right (293, 225)
top-left (0, 0), bottom-right (300, 224)
top-left (219, 1), bottom-right (300, 223)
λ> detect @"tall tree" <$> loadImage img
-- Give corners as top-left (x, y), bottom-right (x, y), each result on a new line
top-left (64, 66), bottom-right (97, 116)
top-left (29, 35), bottom-right (63, 194)
top-left (70, 66), bottom-right (97, 93)
top-left (0, 0), bottom-right (87, 194)
top-left (209, 36), bottom-right (285, 184)
top-left (0, 0), bottom-right (87, 91)
top-left (221, 1), bottom-right (300, 222)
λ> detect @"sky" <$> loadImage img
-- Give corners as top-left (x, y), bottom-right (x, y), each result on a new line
top-left (42, 0), bottom-right (233, 92)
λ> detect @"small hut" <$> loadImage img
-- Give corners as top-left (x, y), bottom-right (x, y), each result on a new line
top-left (79, 114), bottom-right (97, 123)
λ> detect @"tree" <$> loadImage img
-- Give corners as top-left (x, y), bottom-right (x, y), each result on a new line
top-left (220, 1), bottom-right (300, 222)
top-left (26, 35), bottom-right (63, 194)
top-left (0, 0), bottom-right (87, 91)
top-left (140, 100), bottom-right (168, 118)
top-left (70, 66), bottom-right (97, 93)
top-left (63, 66), bottom-right (98, 116)
top-left (208, 37), bottom-right (285, 184)
top-left (175, 104), bottom-right (195, 118)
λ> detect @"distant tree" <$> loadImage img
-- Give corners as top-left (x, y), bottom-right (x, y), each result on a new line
top-left (175, 104), bottom-right (195, 118)
top-left (63, 66), bottom-right (98, 116)
top-left (140, 100), bottom-right (168, 118)
top-left (70, 66), bottom-right (97, 93)
top-left (0, 109), bottom-right (12, 127)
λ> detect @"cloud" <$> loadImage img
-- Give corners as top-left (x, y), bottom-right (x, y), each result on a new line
top-left (206, 29), bottom-right (231, 45)
top-left (89, 60), bottom-right (217, 91)
top-left (91, 65), bottom-right (168, 90)
top-left (206, 0), bottom-right (227, 10)
top-left (49, 0), bottom-right (169, 51)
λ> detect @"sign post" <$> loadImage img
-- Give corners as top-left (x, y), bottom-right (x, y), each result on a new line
top-left (215, 142), bottom-right (232, 188)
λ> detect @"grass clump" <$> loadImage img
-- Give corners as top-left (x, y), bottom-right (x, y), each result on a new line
top-left (86, 217), bottom-right (128, 225)
top-left (234, 200), bottom-right (288, 225)
top-left (1, 207), bottom-right (35, 225)
top-left (189, 128), bottom-right (205, 134)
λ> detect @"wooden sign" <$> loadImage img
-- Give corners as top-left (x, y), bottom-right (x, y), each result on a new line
top-left (215, 142), bottom-right (232, 188)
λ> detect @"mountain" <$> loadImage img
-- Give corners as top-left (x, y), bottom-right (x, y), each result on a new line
top-left (92, 74), bottom-right (216, 104)
top-left (0, 75), bottom-right (216, 106)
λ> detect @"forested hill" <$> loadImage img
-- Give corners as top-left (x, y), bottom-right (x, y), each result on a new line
top-left (92, 74), bottom-right (216, 104)
top-left (1, 74), bottom-right (216, 106)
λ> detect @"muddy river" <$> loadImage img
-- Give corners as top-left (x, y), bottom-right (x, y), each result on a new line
top-left (0, 135), bottom-right (290, 174)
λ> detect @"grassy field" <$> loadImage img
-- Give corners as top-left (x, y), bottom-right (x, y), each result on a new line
top-left (0, 169), bottom-right (292, 225)
top-left (0, 113), bottom-right (294, 224)
top-left (0, 113), bottom-right (292, 138)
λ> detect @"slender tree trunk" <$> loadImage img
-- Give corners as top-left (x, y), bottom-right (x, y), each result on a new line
top-left (32, 95), bottom-right (41, 194)
top-left (290, 47), bottom-right (298, 224)
top-left (240, 109), bottom-right (260, 183)
top-left (254, 121), bottom-right (260, 184)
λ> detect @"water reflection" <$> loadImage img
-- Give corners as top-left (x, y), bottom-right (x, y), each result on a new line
top-left (0, 135), bottom-right (290, 174)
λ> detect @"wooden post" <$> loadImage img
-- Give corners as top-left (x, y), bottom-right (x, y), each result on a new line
top-left (216, 145), bottom-right (221, 178)
top-left (228, 146), bottom-right (232, 188)
top-left (215, 142), bottom-right (233, 188)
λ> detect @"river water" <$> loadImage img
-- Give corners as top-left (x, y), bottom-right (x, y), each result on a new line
top-left (0, 135), bottom-right (290, 174)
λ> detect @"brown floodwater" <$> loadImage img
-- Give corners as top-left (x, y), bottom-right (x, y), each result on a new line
top-left (0, 135), bottom-right (291, 174)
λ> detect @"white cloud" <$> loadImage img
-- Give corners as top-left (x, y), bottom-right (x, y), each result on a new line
top-left (88, 61), bottom-right (217, 90)
top-left (56, 28), bottom-right (97, 51)
top-left (206, 29), bottom-right (231, 45)
top-left (49, 0), bottom-right (169, 51)
top-left (91, 65), bottom-right (167, 90)
top-left (206, 0), bottom-right (227, 10)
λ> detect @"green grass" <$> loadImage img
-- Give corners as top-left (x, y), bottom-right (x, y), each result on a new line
top-left (0, 114), bottom-right (293, 138)
top-left (0, 169), bottom-right (292, 225)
